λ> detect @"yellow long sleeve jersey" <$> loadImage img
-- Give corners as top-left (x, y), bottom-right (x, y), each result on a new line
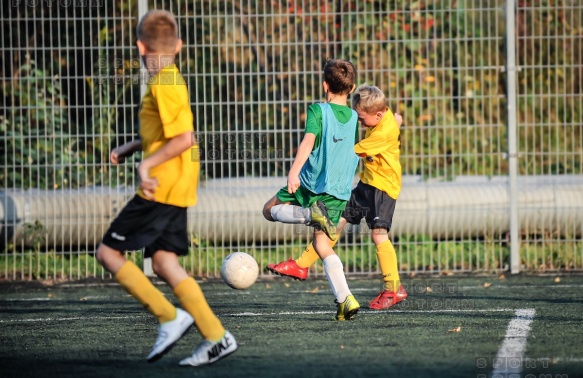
top-left (353, 110), bottom-right (402, 200)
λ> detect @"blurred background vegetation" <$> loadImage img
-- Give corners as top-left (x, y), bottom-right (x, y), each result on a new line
top-left (1, 0), bottom-right (582, 278)
top-left (1, 0), bottom-right (581, 190)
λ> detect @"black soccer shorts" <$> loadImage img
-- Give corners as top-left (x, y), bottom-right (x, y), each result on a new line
top-left (101, 195), bottom-right (189, 257)
top-left (342, 181), bottom-right (397, 231)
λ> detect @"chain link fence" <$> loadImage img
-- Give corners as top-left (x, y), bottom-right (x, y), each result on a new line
top-left (1, 0), bottom-right (582, 281)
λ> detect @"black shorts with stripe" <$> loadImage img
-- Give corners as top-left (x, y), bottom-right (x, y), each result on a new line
top-left (101, 195), bottom-right (189, 258)
top-left (342, 181), bottom-right (397, 231)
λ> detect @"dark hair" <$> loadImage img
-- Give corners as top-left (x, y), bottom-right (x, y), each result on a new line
top-left (323, 59), bottom-right (357, 95)
top-left (136, 10), bottom-right (178, 54)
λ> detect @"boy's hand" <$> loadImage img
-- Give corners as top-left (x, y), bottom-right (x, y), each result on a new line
top-left (110, 140), bottom-right (142, 165)
top-left (287, 173), bottom-right (301, 194)
top-left (110, 148), bottom-right (126, 164)
top-left (138, 164), bottom-right (158, 200)
top-left (394, 112), bottom-right (403, 127)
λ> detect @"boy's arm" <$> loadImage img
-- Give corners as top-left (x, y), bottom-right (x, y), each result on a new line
top-left (354, 130), bottom-right (389, 157)
top-left (111, 140), bottom-right (142, 164)
top-left (287, 133), bottom-right (316, 194)
top-left (137, 131), bottom-right (194, 199)
top-left (354, 114), bottom-right (400, 157)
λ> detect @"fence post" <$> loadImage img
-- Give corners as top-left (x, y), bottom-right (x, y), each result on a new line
top-left (137, 0), bottom-right (154, 277)
top-left (137, 0), bottom-right (148, 99)
top-left (505, 0), bottom-right (520, 274)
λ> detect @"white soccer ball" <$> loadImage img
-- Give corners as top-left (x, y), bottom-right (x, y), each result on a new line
top-left (220, 252), bottom-right (259, 290)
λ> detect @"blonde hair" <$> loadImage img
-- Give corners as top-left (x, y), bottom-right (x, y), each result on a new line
top-left (136, 10), bottom-right (178, 54)
top-left (351, 84), bottom-right (387, 113)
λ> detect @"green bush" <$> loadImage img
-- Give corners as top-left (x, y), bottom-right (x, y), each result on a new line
top-left (1, 59), bottom-right (74, 189)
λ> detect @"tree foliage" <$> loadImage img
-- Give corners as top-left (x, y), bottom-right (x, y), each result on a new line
top-left (1, 0), bottom-right (581, 190)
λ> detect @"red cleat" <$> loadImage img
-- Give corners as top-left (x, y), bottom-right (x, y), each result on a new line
top-left (267, 258), bottom-right (308, 280)
top-left (369, 285), bottom-right (408, 310)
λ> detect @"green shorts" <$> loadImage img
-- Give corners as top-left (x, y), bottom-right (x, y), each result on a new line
top-left (276, 186), bottom-right (347, 225)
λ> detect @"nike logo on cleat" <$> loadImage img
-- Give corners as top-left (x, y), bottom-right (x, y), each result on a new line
top-left (207, 337), bottom-right (233, 360)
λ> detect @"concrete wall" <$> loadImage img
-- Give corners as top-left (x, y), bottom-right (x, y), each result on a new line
top-left (1, 175), bottom-right (582, 249)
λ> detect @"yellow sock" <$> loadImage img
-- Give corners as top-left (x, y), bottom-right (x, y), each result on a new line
top-left (115, 261), bottom-right (176, 323)
top-left (174, 277), bottom-right (225, 341)
top-left (376, 240), bottom-right (400, 292)
top-left (295, 239), bottom-right (338, 268)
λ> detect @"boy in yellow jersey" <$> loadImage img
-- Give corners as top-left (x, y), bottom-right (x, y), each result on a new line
top-left (95, 10), bottom-right (237, 366)
top-left (267, 84), bottom-right (407, 310)
top-left (262, 59), bottom-right (361, 321)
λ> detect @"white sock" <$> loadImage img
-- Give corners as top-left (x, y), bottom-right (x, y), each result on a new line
top-left (270, 204), bottom-right (310, 224)
top-left (323, 255), bottom-right (352, 303)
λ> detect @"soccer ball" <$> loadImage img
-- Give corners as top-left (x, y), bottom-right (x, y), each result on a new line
top-left (220, 252), bottom-right (259, 290)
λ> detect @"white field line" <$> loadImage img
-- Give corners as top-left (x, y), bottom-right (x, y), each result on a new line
top-left (0, 315), bottom-right (150, 323)
top-left (0, 295), bottom-right (133, 301)
top-left (0, 307), bottom-right (519, 324)
top-left (11, 280), bottom-right (578, 294)
top-left (549, 357), bottom-right (583, 362)
top-left (5, 298), bottom-right (53, 301)
top-left (291, 284), bottom-right (583, 294)
top-left (490, 308), bottom-right (536, 378)
top-left (458, 284), bottom-right (583, 290)
top-left (2, 284), bottom-right (577, 301)
top-left (51, 281), bottom-right (583, 290)
top-left (224, 308), bottom-right (521, 316)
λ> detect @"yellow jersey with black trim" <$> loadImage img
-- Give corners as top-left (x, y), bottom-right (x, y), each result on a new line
top-left (353, 110), bottom-right (402, 200)
top-left (138, 64), bottom-right (199, 207)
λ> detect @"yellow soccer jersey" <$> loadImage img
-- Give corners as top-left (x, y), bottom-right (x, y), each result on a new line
top-left (138, 64), bottom-right (199, 207)
top-left (353, 110), bottom-right (402, 200)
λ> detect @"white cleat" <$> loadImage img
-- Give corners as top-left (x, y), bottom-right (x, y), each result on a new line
top-left (146, 308), bottom-right (193, 362)
top-left (179, 330), bottom-right (238, 367)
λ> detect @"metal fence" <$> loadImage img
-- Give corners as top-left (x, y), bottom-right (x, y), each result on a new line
top-left (1, 0), bottom-right (582, 281)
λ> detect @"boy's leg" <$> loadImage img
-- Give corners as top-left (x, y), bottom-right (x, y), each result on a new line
top-left (264, 192), bottom-right (311, 279)
top-left (96, 195), bottom-right (178, 324)
top-left (96, 244), bottom-right (189, 362)
top-left (267, 218), bottom-right (348, 279)
top-left (153, 251), bottom-right (237, 366)
top-left (369, 230), bottom-right (407, 310)
top-left (306, 201), bottom-right (337, 241)
top-left (373, 232), bottom-right (401, 291)
top-left (262, 194), bottom-right (286, 221)
top-left (266, 238), bottom-right (332, 281)
top-left (269, 203), bottom-right (311, 223)
top-left (154, 251), bottom-right (225, 341)
top-left (295, 243), bottom-right (322, 269)
top-left (313, 231), bottom-right (359, 321)
top-left (266, 240), bottom-right (324, 280)
top-left (297, 218), bottom-right (347, 267)
top-left (265, 189), bottom-right (338, 240)
top-left (268, 200), bottom-right (337, 240)
top-left (361, 187), bottom-right (407, 310)
top-left (96, 243), bottom-right (177, 324)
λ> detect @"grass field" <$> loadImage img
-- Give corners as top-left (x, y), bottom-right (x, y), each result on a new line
top-left (1, 274), bottom-right (582, 378)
